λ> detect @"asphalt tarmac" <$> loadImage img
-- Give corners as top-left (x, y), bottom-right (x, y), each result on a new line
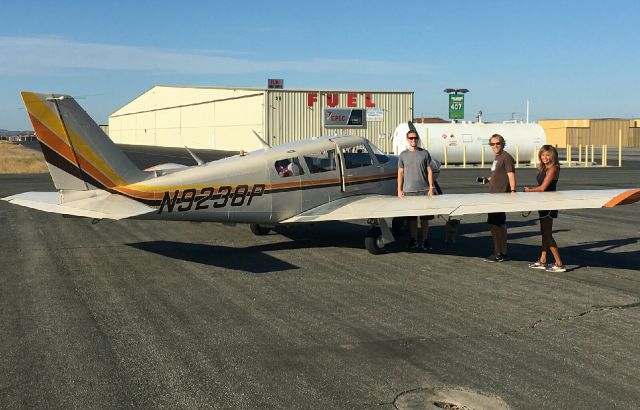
top-left (1, 146), bottom-right (639, 409)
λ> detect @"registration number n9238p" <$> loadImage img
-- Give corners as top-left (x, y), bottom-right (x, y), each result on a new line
top-left (158, 184), bottom-right (265, 213)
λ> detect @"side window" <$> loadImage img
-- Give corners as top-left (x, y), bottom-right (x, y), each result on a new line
top-left (341, 144), bottom-right (374, 169)
top-left (303, 149), bottom-right (337, 174)
top-left (274, 157), bottom-right (304, 177)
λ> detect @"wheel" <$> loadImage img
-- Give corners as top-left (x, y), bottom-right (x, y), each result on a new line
top-left (250, 223), bottom-right (271, 235)
top-left (392, 217), bottom-right (408, 236)
top-left (364, 227), bottom-right (386, 255)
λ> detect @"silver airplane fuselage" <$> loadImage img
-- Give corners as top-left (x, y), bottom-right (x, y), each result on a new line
top-left (137, 135), bottom-right (398, 224)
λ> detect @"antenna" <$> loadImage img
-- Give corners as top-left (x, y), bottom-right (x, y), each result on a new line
top-left (252, 130), bottom-right (271, 150)
top-left (184, 146), bottom-right (204, 166)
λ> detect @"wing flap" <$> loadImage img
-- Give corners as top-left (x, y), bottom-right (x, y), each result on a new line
top-left (2, 191), bottom-right (155, 220)
top-left (281, 189), bottom-right (639, 223)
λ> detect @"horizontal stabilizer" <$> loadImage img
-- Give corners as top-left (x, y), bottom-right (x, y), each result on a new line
top-left (2, 191), bottom-right (156, 220)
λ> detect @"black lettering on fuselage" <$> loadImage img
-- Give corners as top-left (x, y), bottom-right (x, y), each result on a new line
top-left (158, 184), bottom-right (266, 213)
top-left (231, 184), bottom-right (249, 206)
top-left (195, 187), bottom-right (215, 210)
top-left (158, 190), bottom-right (180, 213)
top-left (247, 184), bottom-right (265, 205)
top-left (213, 186), bottom-right (232, 208)
top-left (178, 188), bottom-right (197, 212)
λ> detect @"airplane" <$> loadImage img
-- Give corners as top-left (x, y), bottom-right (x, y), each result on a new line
top-left (3, 92), bottom-right (640, 255)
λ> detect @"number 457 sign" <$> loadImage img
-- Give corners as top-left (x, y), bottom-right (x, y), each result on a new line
top-left (449, 94), bottom-right (464, 119)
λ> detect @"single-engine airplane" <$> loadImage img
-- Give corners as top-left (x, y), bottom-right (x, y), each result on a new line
top-left (3, 92), bottom-right (640, 254)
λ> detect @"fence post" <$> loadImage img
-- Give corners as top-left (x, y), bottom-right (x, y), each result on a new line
top-left (591, 145), bottom-right (594, 166)
top-left (567, 144), bottom-right (572, 167)
top-left (533, 146), bottom-right (538, 168)
top-left (481, 145), bottom-right (485, 168)
top-left (516, 145), bottom-right (520, 168)
top-left (425, 128), bottom-right (429, 151)
top-left (578, 144), bottom-right (582, 162)
top-left (444, 145), bottom-right (448, 168)
top-left (619, 129), bottom-right (622, 167)
top-left (584, 144), bottom-right (589, 167)
top-left (463, 145), bottom-right (467, 168)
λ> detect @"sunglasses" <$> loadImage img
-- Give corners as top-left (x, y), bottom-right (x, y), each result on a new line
top-left (407, 137), bottom-right (419, 141)
top-left (489, 142), bottom-right (502, 146)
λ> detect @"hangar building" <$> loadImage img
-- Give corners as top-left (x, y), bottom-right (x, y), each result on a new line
top-left (108, 85), bottom-right (413, 152)
top-left (538, 118), bottom-right (640, 148)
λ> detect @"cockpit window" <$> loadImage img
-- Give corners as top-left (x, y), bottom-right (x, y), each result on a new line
top-left (274, 157), bottom-right (304, 177)
top-left (341, 144), bottom-right (374, 169)
top-left (368, 141), bottom-right (390, 164)
top-left (303, 149), bottom-right (337, 173)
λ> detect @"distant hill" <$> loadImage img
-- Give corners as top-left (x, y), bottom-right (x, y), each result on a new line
top-left (0, 129), bottom-right (34, 137)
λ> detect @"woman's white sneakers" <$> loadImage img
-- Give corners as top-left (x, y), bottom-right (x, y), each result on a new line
top-left (528, 260), bottom-right (548, 270)
top-left (545, 264), bottom-right (567, 273)
top-left (529, 261), bottom-right (567, 272)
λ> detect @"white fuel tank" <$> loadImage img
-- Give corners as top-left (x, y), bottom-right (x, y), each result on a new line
top-left (392, 122), bottom-right (547, 163)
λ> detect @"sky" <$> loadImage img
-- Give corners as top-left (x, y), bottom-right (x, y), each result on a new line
top-left (1, 0), bottom-right (639, 130)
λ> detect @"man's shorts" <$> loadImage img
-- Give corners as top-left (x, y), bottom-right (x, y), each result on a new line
top-left (487, 212), bottom-right (506, 226)
top-left (405, 191), bottom-right (435, 220)
top-left (538, 210), bottom-right (558, 219)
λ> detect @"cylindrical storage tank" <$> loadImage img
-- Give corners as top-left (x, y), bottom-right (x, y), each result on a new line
top-left (392, 122), bottom-right (547, 163)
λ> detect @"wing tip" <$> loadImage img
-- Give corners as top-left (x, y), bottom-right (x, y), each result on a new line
top-left (603, 189), bottom-right (640, 208)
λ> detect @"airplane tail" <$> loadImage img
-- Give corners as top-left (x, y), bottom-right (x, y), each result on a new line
top-left (21, 92), bottom-right (148, 191)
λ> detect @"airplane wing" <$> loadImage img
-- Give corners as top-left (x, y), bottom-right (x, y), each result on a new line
top-left (280, 189), bottom-right (640, 223)
top-left (2, 191), bottom-right (156, 220)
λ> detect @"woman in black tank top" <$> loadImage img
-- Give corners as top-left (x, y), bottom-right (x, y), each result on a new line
top-left (524, 145), bottom-right (565, 272)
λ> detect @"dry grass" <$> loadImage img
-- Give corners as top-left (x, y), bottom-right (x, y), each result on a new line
top-left (0, 142), bottom-right (49, 173)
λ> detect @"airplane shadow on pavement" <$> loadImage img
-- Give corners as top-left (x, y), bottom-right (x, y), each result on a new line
top-left (127, 220), bottom-right (639, 273)
top-left (127, 241), bottom-right (300, 274)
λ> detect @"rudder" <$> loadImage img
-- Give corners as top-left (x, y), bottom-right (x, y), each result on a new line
top-left (21, 92), bottom-right (147, 191)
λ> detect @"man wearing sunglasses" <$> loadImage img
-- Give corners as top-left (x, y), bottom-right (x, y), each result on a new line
top-left (397, 130), bottom-right (435, 250)
top-left (483, 134), bottom-right (516, 262)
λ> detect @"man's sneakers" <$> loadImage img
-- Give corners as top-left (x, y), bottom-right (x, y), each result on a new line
top-left (407, 238), bottom-right (432, 251)
top-left (484, 253), bottom-right (505, 263)
top-left (407, 238), bottom-right (420, 250)
top-left (545, 264), bottom-right (567, 273)
top-left (528, 260), bottom-right (548, 270)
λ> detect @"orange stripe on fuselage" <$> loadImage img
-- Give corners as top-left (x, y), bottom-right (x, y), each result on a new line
top-left (603, 189), bottom-right (640, 208)
top-left (114, 172), bottom-right (397, 201)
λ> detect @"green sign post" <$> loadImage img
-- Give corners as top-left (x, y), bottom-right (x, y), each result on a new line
top-left (449, 94), bottom-right (464, 119)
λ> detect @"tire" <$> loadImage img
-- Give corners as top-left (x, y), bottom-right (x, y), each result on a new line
top-left (250, 223), bottom-right (271, 235)
top-left (364, 227), bottom-right (385, 255)
top-left (392, 217), bottom-right (409, 236)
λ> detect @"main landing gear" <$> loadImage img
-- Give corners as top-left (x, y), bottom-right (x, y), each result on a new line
top-left (364, 218), bottom-right (398, 255)
top-left (249, 223), bottom-right (271, 235)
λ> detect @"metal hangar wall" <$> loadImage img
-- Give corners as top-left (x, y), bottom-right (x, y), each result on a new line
top-left (108, 85), bottom-right (413, 152)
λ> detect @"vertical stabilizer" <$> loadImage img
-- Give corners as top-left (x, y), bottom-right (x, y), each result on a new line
top-left (21, 92), bottom-right (147, 191)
